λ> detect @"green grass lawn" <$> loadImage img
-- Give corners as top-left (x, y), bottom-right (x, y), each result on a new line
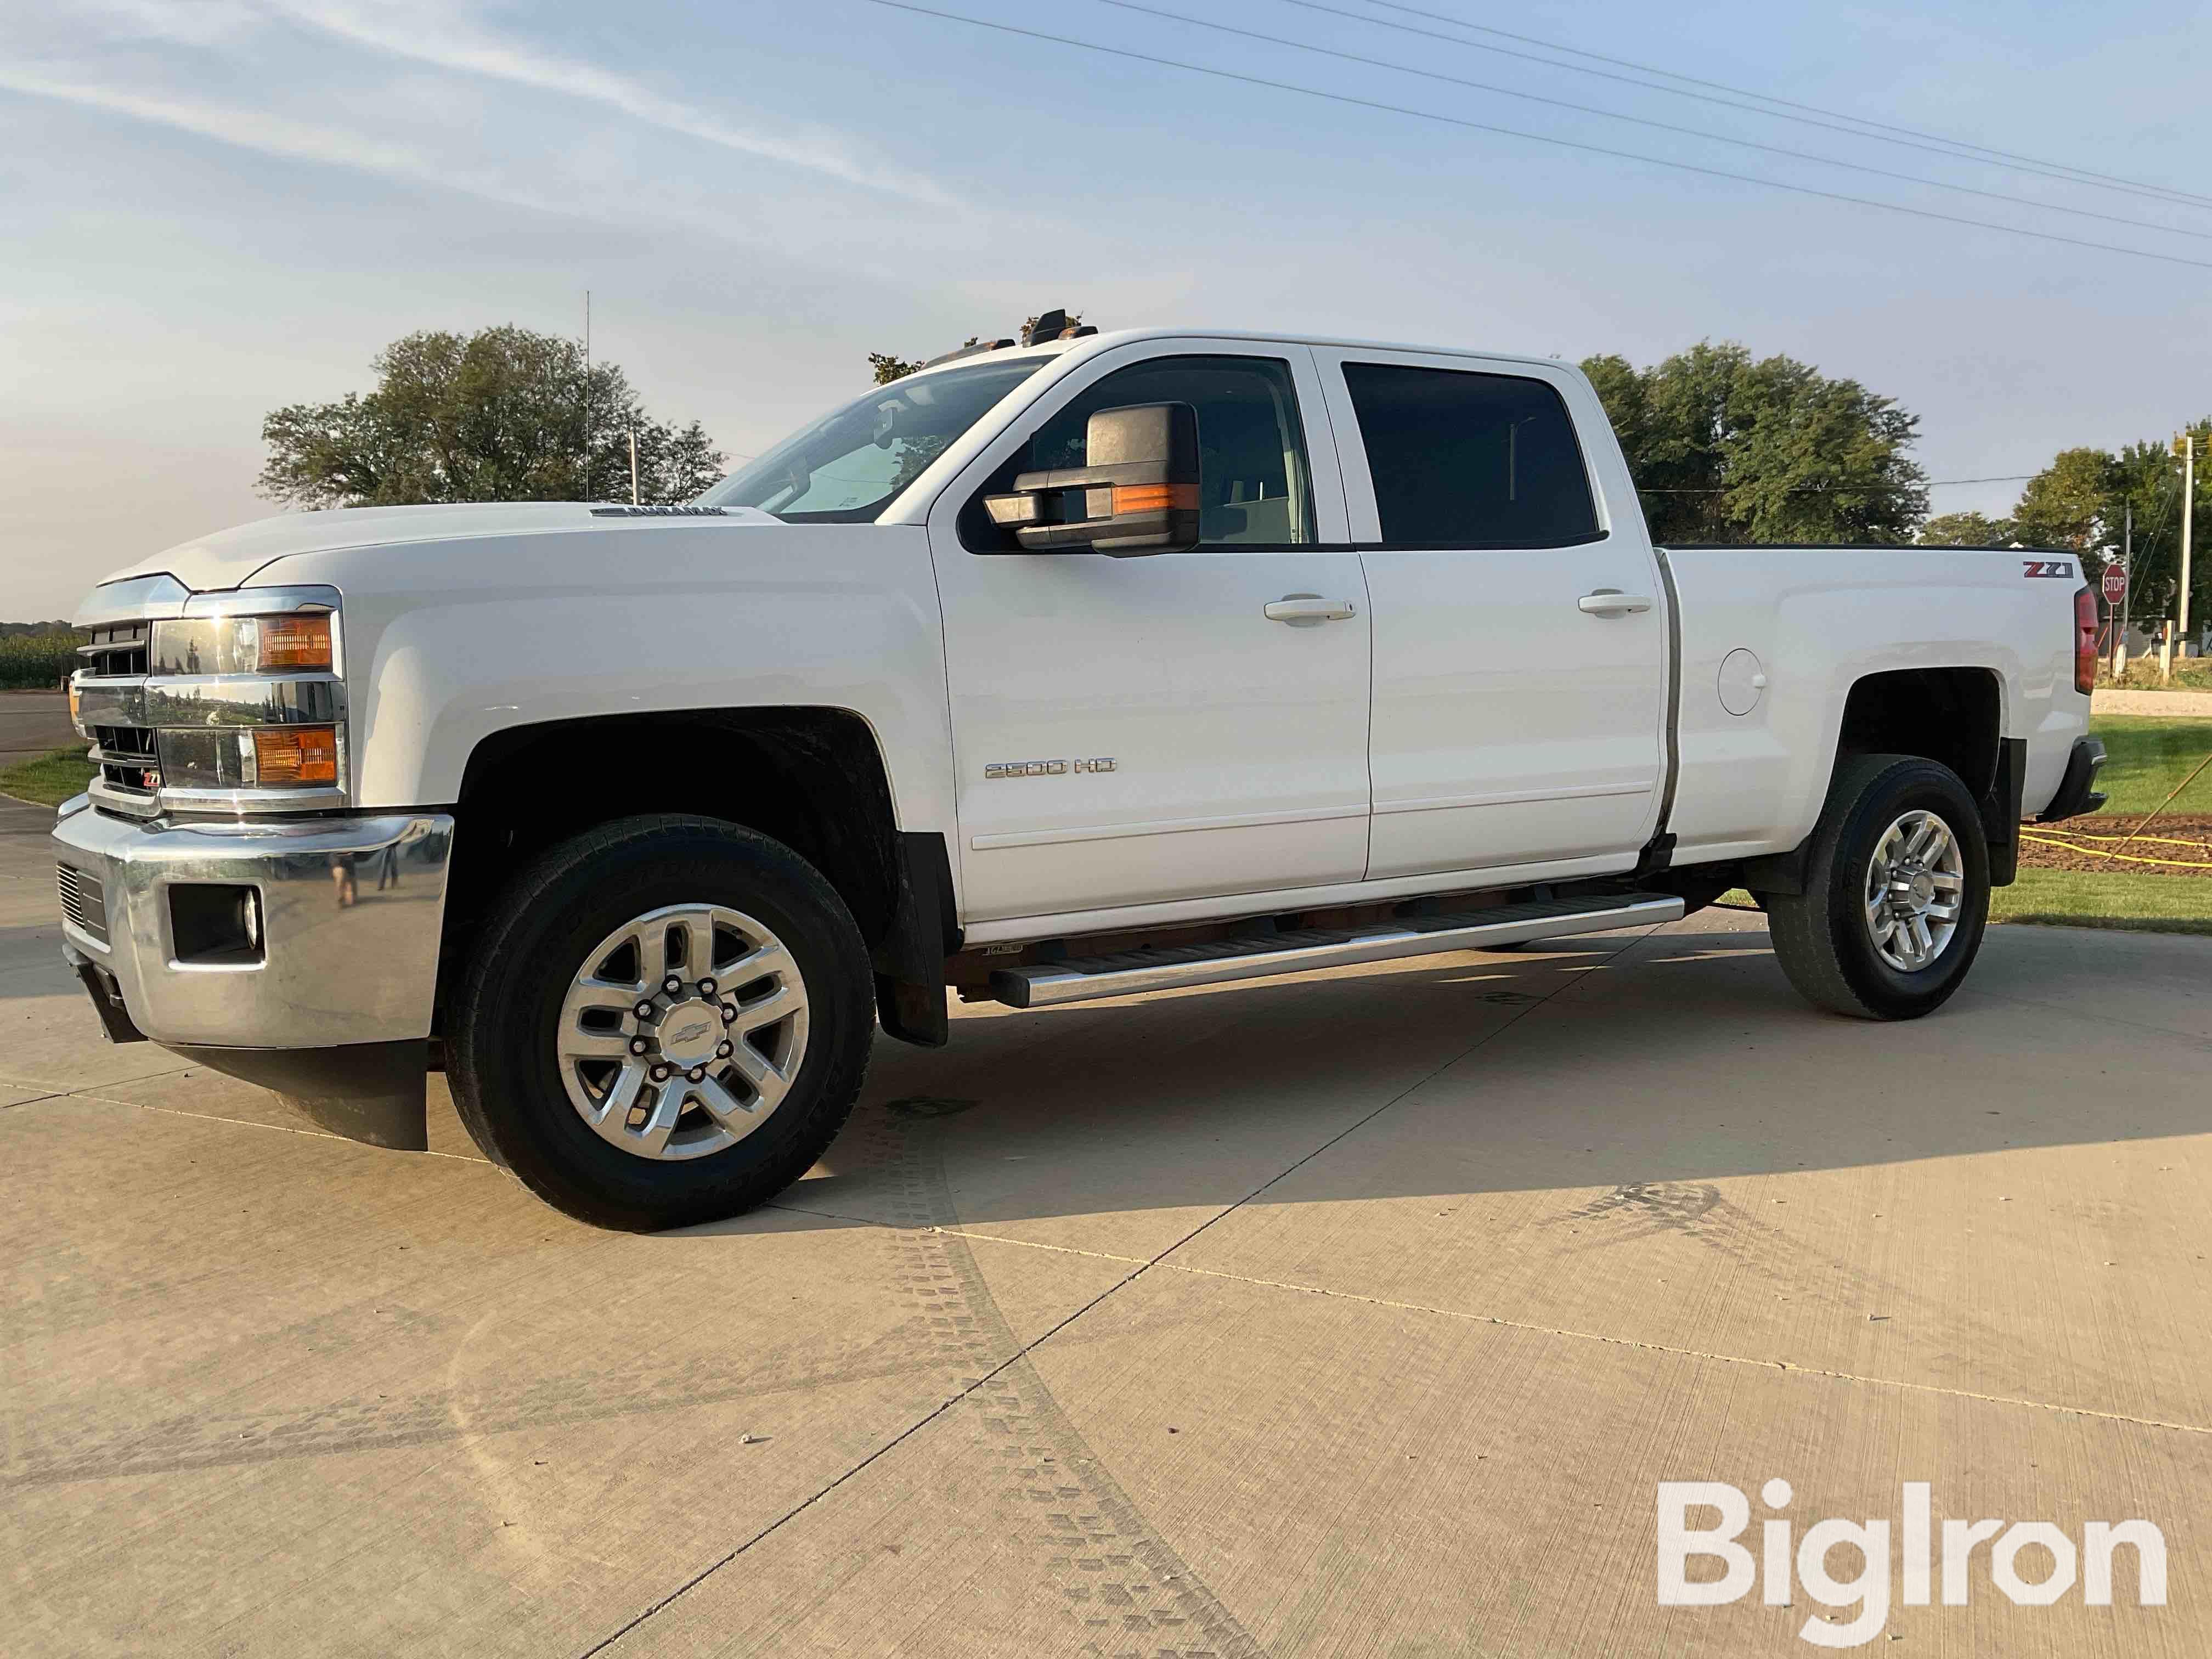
top-left (1993, 717), bottom-right (2212, 937)
top-left (2089, 715), bottom-right (2212, 815)
top-left (0, 744), bottom-right (94, 808)
top-left (1990, 869), bottom-right (2212, 935)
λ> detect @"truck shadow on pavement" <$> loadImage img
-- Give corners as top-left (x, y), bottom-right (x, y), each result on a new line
top-left (753, 916), bottom-right (2212, 1237)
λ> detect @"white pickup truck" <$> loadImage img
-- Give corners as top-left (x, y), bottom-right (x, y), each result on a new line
top-left (56, 321), bottom-right (2108, 1229)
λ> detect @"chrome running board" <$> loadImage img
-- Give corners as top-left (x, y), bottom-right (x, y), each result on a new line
top-left (990, 892), bottom-right (1684, 1009)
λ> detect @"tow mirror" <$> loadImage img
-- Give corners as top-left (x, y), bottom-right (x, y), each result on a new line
top-left (984, 402), bottom-right (1200, 556)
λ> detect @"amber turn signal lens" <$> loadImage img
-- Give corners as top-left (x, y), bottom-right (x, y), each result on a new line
top-left (1110, 482), bottom-right (1199, 516)
top-left (253, 725), bottom-right (339, 786)
top-left (258, 613), bottom-right (333, 671)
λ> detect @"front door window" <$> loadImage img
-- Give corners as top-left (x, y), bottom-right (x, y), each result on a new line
top-left (964, 355), bottom-right (1316, 550)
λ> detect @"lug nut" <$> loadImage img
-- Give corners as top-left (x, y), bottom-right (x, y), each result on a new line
top-left (633, 1000), bottom-right (655, 1020)
top-left (716, 1039), bottom-right (733, 1058)
top-left (662, 975), bottom-right (683, 995)
top-left (649, 1063), bottom-right (672, 1082)
top-left (697, 978), bottom-right (717, 996)
top-left (720, 1003), bottom-right (737, 1024)
top-left (686, 1065), bottom-right (706, 1084)
top-left (629, 1036), bottom-right (649, 1056)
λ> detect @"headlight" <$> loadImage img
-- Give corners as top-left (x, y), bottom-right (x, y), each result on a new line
top-left (149, 612), bottom-right (333, 676)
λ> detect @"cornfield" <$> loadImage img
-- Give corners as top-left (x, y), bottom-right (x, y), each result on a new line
top-left (0, 630), bottom-right (87, 690)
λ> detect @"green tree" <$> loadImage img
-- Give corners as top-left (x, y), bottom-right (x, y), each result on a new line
top-left (1917, 510), bottom-right (2016, 546)
top-left (259, 325), bottom-right (725, 508)
top-left (2012, 448), bottom-right (2120, 555)
top-left (1579, 342), bottom-right (1927, 543)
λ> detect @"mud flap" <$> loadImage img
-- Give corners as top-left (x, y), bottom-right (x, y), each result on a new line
top-left (871, 832), bottom-right (957, 1048)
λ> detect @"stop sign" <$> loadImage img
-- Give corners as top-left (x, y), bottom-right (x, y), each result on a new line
top-left (2102, 565), bottom-right (2128, 602)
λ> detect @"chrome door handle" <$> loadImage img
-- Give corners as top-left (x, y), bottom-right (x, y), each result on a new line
top-left (1265, 595), bottom-right (1359, 625)
top-left (1578, 590), bottom-right (1654, 616)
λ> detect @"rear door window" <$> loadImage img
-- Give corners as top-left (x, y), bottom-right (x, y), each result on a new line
top-left (1342, 363), bottom-right (1600, 548)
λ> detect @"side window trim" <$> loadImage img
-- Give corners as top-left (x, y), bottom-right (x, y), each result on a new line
top-left (936, 340), bottom-right (1351, 553)
top-left (1314, 348), bottom-right (1612, 550)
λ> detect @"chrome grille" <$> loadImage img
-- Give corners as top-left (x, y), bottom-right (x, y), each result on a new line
top-left (79, 624), bottom-right (149, 679)
top-left (56, 862), bottom-right (109, 946)
top-left (92, 725), bottom-right (159, 764)
top-left (89, 724), bottom-right (161, 798)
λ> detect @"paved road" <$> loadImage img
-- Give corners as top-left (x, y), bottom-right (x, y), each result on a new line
top-left (2093, 688), bottom-right (2212, 717)
top-left (3, 794), bottom-right (2207, 1656)
top-left (0, 691), bottom-right (75, 771)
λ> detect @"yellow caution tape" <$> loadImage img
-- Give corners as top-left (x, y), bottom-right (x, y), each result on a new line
top-left (2026, 827), bottom-right (2212, 848)
top-left (2019, 832), bottom-right (2212, 870)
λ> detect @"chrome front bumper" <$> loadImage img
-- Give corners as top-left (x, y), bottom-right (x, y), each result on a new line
top-left (52, 798), bottom-right (455, 1051)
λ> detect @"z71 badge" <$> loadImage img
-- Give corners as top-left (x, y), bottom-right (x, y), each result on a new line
top-left (2021, 558), bottom-right (2075, 579)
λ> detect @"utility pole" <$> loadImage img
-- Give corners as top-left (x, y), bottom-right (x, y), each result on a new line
top-left (2177, 431), bottom-right (2198, 660)
top-left (583, 290), bottom-right (592, 503)
top-left (629, 427), bottom-right (640, 506)
top-left (2119, 500), bottom-right (2132, 675)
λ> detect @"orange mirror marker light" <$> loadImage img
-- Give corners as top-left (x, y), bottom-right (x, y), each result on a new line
top-left (1110, 482), bottom-right (1199, 516)
top-left (253, 725), bottom-right (340, 786)
top-left (258, 613), bottom-right (334, 672)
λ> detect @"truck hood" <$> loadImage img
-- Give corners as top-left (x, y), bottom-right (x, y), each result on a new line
top-left (89, 501), bottom-right (781, 600)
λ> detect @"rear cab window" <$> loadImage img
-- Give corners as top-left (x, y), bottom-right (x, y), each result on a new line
top-left (1340, 362), bottom-right (1601, 548)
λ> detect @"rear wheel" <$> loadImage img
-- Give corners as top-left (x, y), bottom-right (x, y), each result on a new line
top-left (1762, 754), bottom-right (1990, 1020)
top-left (449, 815), bottom-right (873, 1230)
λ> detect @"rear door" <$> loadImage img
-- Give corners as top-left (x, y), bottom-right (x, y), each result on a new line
top-left (1312, 348), bottom-right (1669, 882)
top-left (927, 342), bottom-right (1372, 926)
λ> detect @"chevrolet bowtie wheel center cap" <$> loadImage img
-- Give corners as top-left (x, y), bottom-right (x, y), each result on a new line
top-left (657, 1004), bottom-right (724, 1067)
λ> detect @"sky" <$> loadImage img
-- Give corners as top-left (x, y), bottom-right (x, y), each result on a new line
top-left (5, 0), bottom-right (2211, 618)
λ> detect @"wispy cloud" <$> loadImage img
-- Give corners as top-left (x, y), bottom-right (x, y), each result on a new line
top-left (0, 63), bottom-right (583, 219)
top-left (262, 0), bottom-right (961, 208)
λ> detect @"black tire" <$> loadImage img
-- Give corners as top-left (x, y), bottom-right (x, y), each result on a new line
top-left (449, 815), bottom-right (873, 1231)
top-left (1762, 754), bottom-right (1990, 1021)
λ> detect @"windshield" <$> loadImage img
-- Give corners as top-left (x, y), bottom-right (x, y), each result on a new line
top-left (697, 355), bottom-right (1053, 521)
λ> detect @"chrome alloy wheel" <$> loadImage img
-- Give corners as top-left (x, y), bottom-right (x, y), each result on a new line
top-left (556, 904), bottom-right (810, 1161)
top-left (1863, 809), bottom-right (1966, 973)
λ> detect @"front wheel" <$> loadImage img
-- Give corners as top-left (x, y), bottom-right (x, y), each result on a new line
top-left (1762, 754), bottom-right (1990, 1021)
top-left (449, 815), bottom-right (874, 1230)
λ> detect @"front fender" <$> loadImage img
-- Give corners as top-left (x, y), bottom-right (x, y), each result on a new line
top-left (255, 522), bottom-right (958, 842)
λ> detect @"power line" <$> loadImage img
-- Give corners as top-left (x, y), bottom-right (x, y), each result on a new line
top-left (1102, 0), bottom-right (2212, 244)
top-left (1331, 0), bottom-right (2212, 215)
top-left (860, 0), bottom-right (2212, 272)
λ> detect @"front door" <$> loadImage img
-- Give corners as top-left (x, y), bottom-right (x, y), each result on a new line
top-left (928, 343), bottom-right (1371, 926)
top-left (1313, 347), bottom-right (1669, 882)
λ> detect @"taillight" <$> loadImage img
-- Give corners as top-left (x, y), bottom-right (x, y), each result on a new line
top-left (2074, 586), bottom-right (2098, 694)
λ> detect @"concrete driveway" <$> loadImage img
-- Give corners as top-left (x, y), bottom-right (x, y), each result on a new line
top-left (3, 793), bottom-right (2208, 1657)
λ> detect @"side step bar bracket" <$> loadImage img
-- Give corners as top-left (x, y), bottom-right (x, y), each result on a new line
top-left (990, 892), bottom-right (1684, 1009)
